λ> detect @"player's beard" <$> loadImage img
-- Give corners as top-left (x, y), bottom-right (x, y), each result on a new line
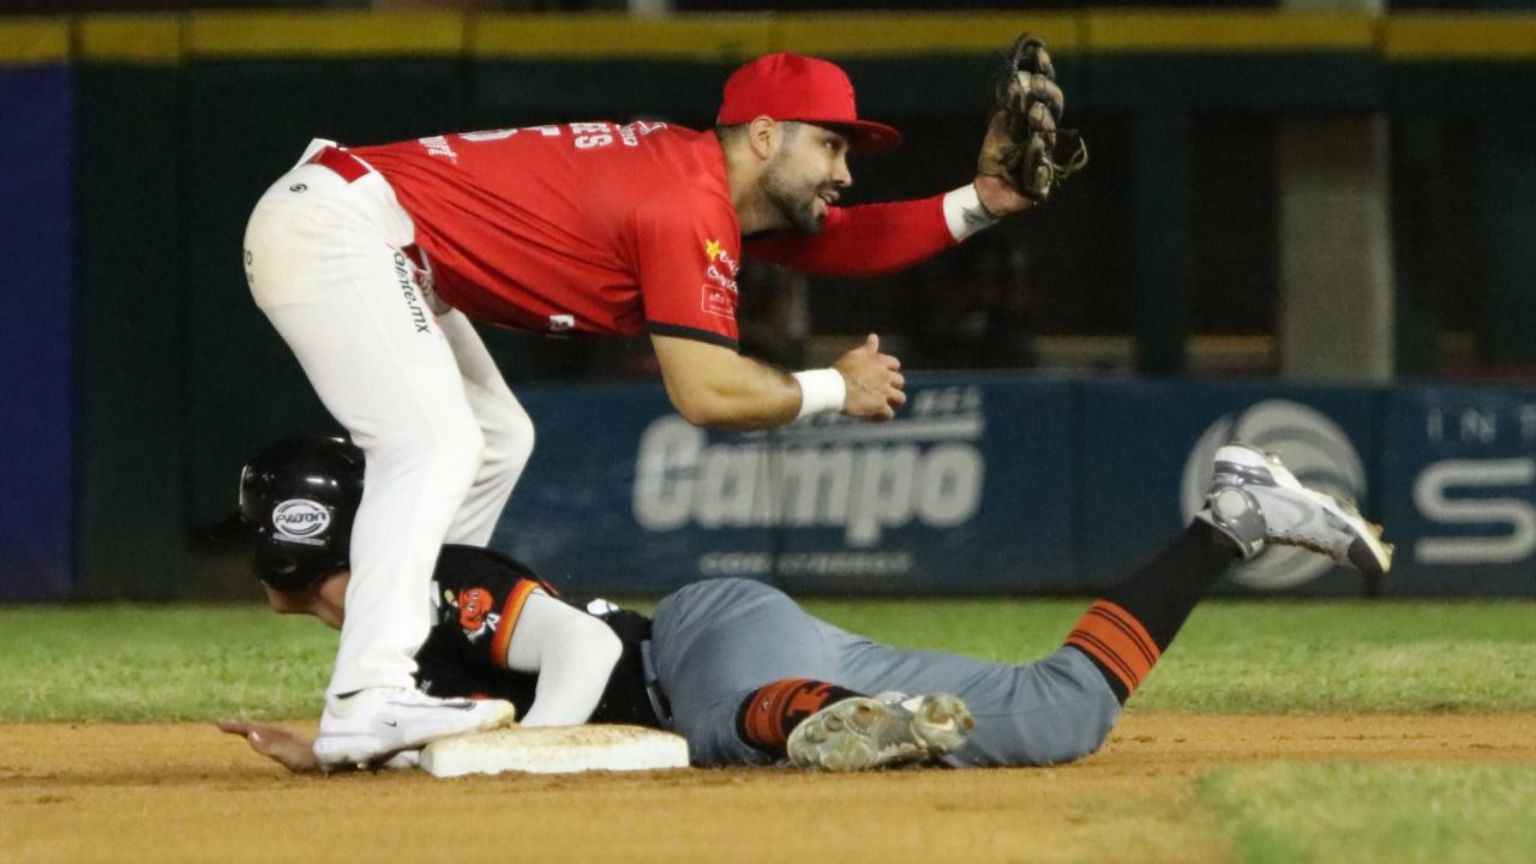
top-left (761, 159), bottom-right (831, 235)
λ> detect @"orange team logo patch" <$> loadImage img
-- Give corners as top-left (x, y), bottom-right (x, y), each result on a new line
top-left (458, 588), bottom-right (495, 632)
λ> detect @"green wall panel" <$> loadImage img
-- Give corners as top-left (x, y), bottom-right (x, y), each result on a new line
top-left (834, 56), bottom-right (1080, 117)
top-left (1390, 117), bottom-right (1446, 378)
top-left (1387, 62), bottom-right (1536, 115)
top-left (1479, 119), bottom-right (1536, 365)
top-left (74, 63), bottom-right (190, 600)
top-left (1133, 112), bottom-right (1191, 375)
top-left (181, 59), bottom-right (468, 531)
top-left (471, 60), bottom-right (728, 124)
top-left (1090, 53), bottom-right (1379, 111)
top-left (466, 56), bottom-right (1072, 125)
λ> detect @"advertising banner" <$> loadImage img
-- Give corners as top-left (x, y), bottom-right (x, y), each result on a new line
top-left (482, 375), bottom-right (1533, 599)
top-left (0, 66), bottom-right (74, 602)
top-left (1078, 380), bottom-right (1384, 597)
top-left (494, 375), bottom-right (1076, 596)
top-left (1378, 385), bottom-right (1536, 596)
top-left (766, 376), bottom-right (1075, 596)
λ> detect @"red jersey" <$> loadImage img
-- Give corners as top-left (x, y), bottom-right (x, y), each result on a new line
top-left (354, 123), bottom-right (957, 350)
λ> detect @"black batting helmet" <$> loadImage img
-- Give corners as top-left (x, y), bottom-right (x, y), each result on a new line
top-left (238, 437), bottom-right (365, 591)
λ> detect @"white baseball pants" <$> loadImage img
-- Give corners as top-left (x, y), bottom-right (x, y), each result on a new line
top-left (243, 140), bottom-right (535, 698)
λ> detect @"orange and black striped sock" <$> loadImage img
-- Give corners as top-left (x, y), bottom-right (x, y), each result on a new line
top-left (1067, 522), bottom-right (1240, 702)
top-left (735, 678), bottom-right (863, 757)
top-left (1065, 600), bottom-right (1161, 702)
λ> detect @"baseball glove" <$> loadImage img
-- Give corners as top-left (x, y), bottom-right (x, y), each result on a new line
top-left (977, 34), bottom-right (1088, 203)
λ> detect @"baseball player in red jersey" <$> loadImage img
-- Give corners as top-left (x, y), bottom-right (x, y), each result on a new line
top-left (241, 50), bottom-right (1057, 770)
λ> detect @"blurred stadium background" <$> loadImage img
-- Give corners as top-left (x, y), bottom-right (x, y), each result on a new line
top-left (2, 0), bottom-right (1533, 604)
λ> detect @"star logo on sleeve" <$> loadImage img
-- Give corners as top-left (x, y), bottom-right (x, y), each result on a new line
top-left (699, 237), bottom-right (739, 319)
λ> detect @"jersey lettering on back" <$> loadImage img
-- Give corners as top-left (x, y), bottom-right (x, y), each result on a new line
top-left (352, 124), bottom-right (741, 349)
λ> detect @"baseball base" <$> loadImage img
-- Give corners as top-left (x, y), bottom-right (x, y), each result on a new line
top-left (419, 724), bottom-right (690, 777)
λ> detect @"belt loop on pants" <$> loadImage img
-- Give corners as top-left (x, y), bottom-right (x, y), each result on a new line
top-left (639, 639), bottom-right (674, 728)
top-left (307, 146), bottom-right (373, 183)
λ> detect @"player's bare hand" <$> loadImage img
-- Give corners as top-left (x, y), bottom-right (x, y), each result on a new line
top-left (217, 719), bottom-right (322, 774)
top-left (833, 334), bottom-right (906, 421)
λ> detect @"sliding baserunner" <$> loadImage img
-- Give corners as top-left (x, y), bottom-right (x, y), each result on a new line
top-left (222, 437), bottom-right (1390, 773)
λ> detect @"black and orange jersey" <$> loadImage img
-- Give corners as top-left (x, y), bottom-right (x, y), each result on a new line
top-left (414, 544), bottom-right (659, 727)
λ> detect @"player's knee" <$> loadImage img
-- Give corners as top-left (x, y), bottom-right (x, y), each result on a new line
top-left (1042, 697), bottom-right (1118, 764)
top-left (373, 419), bottom-right (486, 500)
top-left (691, 577), bottom-right (786, 604)
top-left (478, 393), bottom-right (535, 480)
top-left (560, 613), bottom-right (623, 673)
top-left (438, 425), bottom-right (488, 494)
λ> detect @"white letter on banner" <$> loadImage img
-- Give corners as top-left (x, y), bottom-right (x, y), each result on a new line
top-left (1413, 458), bottom-right (1536, 564)
top-left (916, 443), bottom-right (983, 528)
top-left (776, 448), bottom-right (854, 527)
top-left (694, 445), bottom-right (764, 528)
top-left (633, 416), bottom-right (702, 531)
top-left (846, 446), bottom-right (918, 547)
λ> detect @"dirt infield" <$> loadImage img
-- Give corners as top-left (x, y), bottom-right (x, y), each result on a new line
top-left (4, 712), bottom-right (1534, 864)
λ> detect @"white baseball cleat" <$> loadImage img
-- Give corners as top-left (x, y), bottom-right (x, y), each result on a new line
top-left (787, 692), bottom-right (975, 771)
top-left (1196, 443), bottom-right (1393, 578)
top-left (312, 687), bottom-right (515, 771)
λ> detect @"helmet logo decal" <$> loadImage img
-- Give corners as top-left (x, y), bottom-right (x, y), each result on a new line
top-left (272, 499), bottom-right (332, 544)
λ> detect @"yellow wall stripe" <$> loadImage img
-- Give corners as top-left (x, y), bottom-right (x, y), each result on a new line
top-left (0, 19), bottom-right (69, 65)
top-left (75, 16), bottom-right (181, 64)
top-left (1385, 15), bottom-right (1536, 61)
top-left (771, 12), bottom-right (1080, 57)
top-left (472, 13), bottom-right (773, 61)
top-left (1088, 11), bottom-right (1378, 54)
top-left (187, 12), bottom-right (464, 58)
top-left (5, 12), bottom-right (1536, 63)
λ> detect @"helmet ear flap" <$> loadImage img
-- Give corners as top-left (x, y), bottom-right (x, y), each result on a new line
top-left (254, 544), bottom-right (312, 592)
top-left (238, 437), bottom-right (365, 591)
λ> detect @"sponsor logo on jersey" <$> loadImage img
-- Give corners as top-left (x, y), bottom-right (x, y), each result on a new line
top-left (392, 252), bottom-right (432, 335)
top-left (272, 499), bottom-right (331, 542)
top-left (1180, 399), bottom-right (1366, 590)
top-left (418, 135), bottom-right (458, 161)
top-left (549, 314), bottom-right (575, 332)
top-left (704, 240), bottom-right (739, 276)
top-left (701, 285), bottom-right (737, 319)
top-left (701, 239), bottom-right (739, 318)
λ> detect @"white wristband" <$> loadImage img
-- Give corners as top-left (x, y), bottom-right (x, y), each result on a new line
top-left (942, 183), bottom-right (1000, 242)
top-left (792, 368), bottom-right (847, 419)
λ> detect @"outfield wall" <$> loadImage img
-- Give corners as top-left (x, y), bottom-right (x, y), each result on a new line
top-left (0, 29), bottom-right (74, 602)
top-left (2, 12), bottom-right (1536, 600)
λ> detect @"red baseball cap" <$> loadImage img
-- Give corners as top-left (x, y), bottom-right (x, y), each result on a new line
top-left (716, 52), bottom-right (901, 154)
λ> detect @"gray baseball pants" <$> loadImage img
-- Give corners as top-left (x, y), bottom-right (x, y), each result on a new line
top-left (649, 577), bottom-right (1120, 768)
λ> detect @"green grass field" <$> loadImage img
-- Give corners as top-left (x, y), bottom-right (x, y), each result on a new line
top-left (3, 598), bottom-right (1533, 722)
top-left (3, 598), bottom-right (1533, 864)
top-left (1199, 764), bottom-right (1536, 864)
